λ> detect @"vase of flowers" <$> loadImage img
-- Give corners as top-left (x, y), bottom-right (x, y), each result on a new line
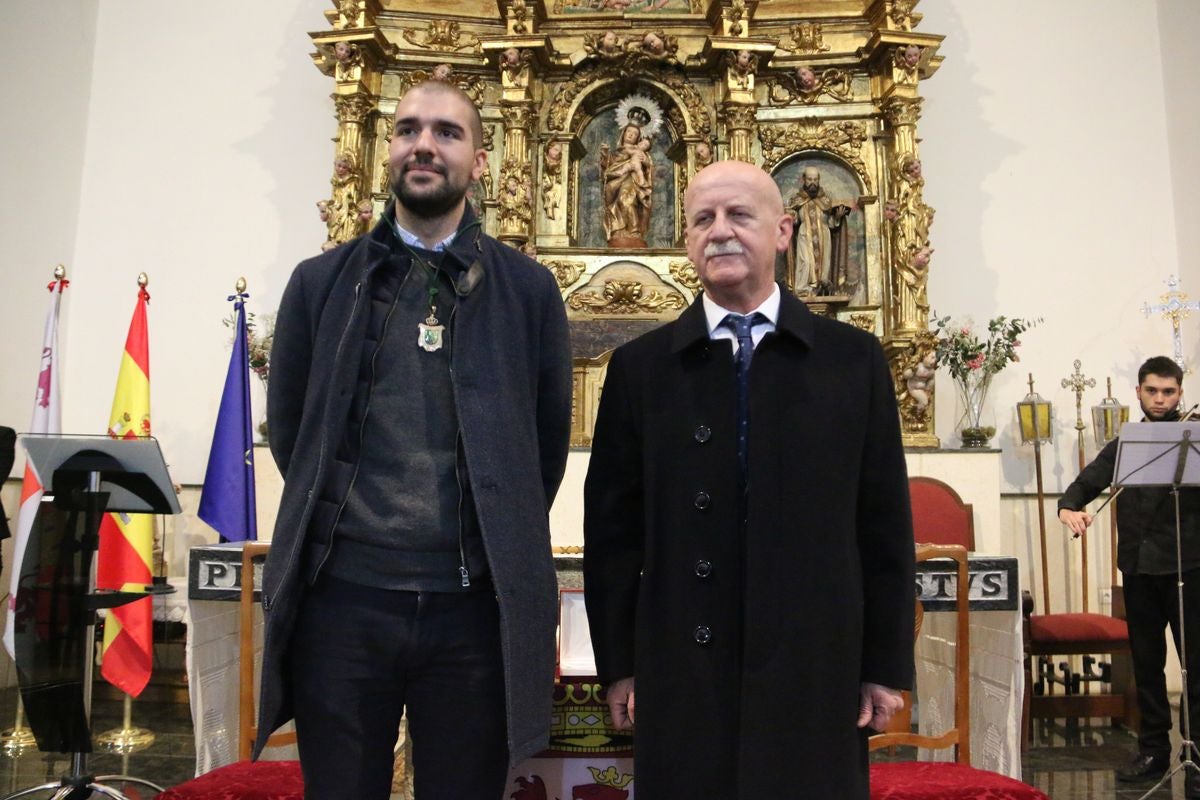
top-left (933, 314), bottom-right (1038, 448)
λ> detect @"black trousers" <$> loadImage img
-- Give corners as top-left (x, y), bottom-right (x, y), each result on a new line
top-left (1124, 569), bottom-right (1200, 757)
top-left (289, 574), bottom-right (508, 799)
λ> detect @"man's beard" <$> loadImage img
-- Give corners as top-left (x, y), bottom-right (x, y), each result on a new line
top-left (803, 182), bottom-right (820, 198)
top-left (389, 158), bottom-right (469, 218)
top-left (1142, 400), bottom-right (1181, 421)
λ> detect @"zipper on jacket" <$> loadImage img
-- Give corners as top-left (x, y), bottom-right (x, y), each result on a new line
top-left (280, 279), bottom-right (365, 587)
top-left (448, 299), bottom-right (471, 588)
top-left (317, 267), bottom-right (410, 577)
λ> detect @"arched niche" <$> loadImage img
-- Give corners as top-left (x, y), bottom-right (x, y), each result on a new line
top-left (771, 151), bottom-right (871, 306)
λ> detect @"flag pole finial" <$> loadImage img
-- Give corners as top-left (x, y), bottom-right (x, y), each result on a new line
top-left (235, 277), bottom-right (247, 294)
top-left (53, 264), bottom-right (66, 280)
top-left (137, 272), bottom-right (148, 288)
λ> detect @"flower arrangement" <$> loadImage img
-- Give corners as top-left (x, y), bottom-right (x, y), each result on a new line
top-left (932, 314), bottom-right (1039, 447)
top-left (224, 310), bottom-right (274, 388)
top-left (932, 315), bottom-right (1037, 382)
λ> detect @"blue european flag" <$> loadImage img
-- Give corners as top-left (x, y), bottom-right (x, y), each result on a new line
top-left (198, 292), bottom-right (257, 542)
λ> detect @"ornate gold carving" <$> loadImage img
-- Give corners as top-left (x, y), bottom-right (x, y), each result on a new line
top-left (892, 44), bottom-right (924, 84)
top-left (849, 313), bottom-right (876, 333)
top-left (544, 259), bottom-right (585, 290)
top-left (400, 21), bottom-right (481, 53)
top-left (882, 96), bottom-right (923, 127)
top-left (541, 140), bottom-right (564, 220)
top-left (758, 121), bottom-right (872, 192)
top-left (767, 66), bottom-right (852, 106)
top-left (507, 0), bottom-right (531, 35)
top-left (724, 0), bottom-right (748, 37)
top-left (501, 103), bottom-right (535, 131)
top-left (396, 67), bottom-right (484, 106)
top-left (720, 104), bottom-right (757, 130)
top-left (893, 331), bottom-right (938, 435)
top-left (782, 22), bottom-right (831, 54)
top-left (497, 160), bottom-right (534, 240)
top-left (334, 94), bottom-right (374, 125)
top-left (887, 152), bottom-right (935, 331)
top-left (582, 30), bottom-right (680, 68)
top-left (315, 41), bottom-right (365, 80)
top-left (568, 280), bottom-right (687, 315)
top-left (322, 151), bottom-right (368, 250)
top-left (889, 0), bottom-right (917, 32)
top-left (725, 50), bottom-right (758, 91)
top-left (499, 47), bottom-right (534, 89)
top-left (546, 61), bottom-right (710, 138)
top-left (669, 259), bottom-right (701, 293)
top-left (334, 0), bottom-right (369, 30)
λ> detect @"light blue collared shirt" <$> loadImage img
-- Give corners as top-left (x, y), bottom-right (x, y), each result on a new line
top-left (702, 284), bottom-right (781, 350)
top-left (393, 220), bottom-right (457, 252)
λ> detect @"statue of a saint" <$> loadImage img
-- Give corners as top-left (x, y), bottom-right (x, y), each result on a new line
top-left (600, 115), bottom-right (654, 248)
top-left (786, 166), bottom-right (853, 296)
top-left (325, 151), bottom-right (365, 247)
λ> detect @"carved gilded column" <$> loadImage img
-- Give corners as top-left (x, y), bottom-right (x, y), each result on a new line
top-left (719, 104), bottom-right (758, 164)
top-left (882, 96), bottom-right (934, 335)
top-left (498, 103), bottom-right (536, 244)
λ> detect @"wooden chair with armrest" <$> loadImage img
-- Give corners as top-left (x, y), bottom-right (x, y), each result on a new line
top-left (869, 544), bottom-right (1047, 799)
top-left (1021, 511), bottom-right (1134, 748)
top-left (157, 542), bottom-right (304, 800)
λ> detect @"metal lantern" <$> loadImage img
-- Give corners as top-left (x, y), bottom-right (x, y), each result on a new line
top-left (1091, 377), bottom-right (1129, 446)
top-left (1017, 374), bottom-right (1053, 445)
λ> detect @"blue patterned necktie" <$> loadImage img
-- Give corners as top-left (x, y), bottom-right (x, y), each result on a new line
top-left (721, 312), bottom-right (766, 493)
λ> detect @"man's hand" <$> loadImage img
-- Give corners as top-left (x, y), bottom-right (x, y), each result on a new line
top-left (857, 682), bottom-right (904, 731)
top-left (605, 676), bottom-right (636, 730)
top-left (1058, 508), bottom-right (1092, 539)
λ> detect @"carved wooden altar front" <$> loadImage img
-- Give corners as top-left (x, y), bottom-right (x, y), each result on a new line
top-left (308, 0), bottom-right (944, 447)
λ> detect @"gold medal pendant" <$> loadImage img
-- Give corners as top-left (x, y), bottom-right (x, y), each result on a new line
top-left (418, 312), bottom-right (444, 352)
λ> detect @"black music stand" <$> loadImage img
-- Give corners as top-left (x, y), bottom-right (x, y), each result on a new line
top-left (1110, 422), bottom-right (1200, 800)
top-left (4, 434), bottom-right (180, 800)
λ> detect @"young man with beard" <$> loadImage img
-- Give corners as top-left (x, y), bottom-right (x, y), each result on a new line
top-left (583, 160), bottom-right (913, 798)
top-left (1058, 356), bottom-right (1200, 797)
top-left (253, 80), bottom-right (572, 799)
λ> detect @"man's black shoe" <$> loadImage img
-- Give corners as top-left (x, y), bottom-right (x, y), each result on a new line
top-left (1116, 753), bottom-right (1169, 782)
top-left (1187, 769), bottom-right (1200, 799)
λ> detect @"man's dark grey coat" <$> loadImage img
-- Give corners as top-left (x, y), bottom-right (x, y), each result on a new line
top-left (255, 208), bottom-right (572, 765)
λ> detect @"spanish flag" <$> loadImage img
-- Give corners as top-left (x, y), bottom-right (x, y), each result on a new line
top-left (97, 282), bottom-right (154, 697)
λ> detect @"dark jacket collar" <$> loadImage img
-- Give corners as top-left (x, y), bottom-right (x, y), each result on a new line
top-left (364, 202), bottom-right (487, 292)
top-left (670, 282), bottom-right (815, 353)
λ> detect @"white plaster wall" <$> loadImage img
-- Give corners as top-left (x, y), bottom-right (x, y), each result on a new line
top-left (0, 0), bottom-right (332, 487)
top-left (917, 0), bottom-right (1197, 497)
top-left (0, 1), bottom-right (98, 434)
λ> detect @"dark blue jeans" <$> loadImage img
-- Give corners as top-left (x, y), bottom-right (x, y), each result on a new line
top-left (289, 574), bottom-right (508, 799)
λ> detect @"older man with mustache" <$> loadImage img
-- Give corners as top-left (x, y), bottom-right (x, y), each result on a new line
top-left (583, 160), bottom-right (914, 798)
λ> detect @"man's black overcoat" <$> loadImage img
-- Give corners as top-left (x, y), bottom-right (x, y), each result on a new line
top-left (584, 288), bottom-right (914, 798)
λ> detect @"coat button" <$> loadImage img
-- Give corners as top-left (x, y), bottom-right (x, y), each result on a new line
top-left (693, 491), bottom-right (711, 510)
top-left (694, 625), bottom-right (712, 645)
top-left (695, 560), bottom-right (713, 578)
top-left (694, 425), bottom-right (711, 444)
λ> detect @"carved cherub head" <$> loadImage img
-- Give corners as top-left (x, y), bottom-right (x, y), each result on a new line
top-left (502, 47), bottom-right (521, 67)
top-left (333, 41), bottom-right (353, 63)
top-left (796, 66), bottom-right (818, 91)
top-left (734, 49), bottom-right (754, 73)
top-left (913, 246), bottom-right (933, 267)
top-left (903, 156), bottom-right (923, 181)
top-left (642, 31), bottom-right (666, 56)
top-left (903, 44), bottom-right (922, 68)
top-left (333, 152), bottom-right (358, 178)
top-left (883, 200), bottom-right (899, 221)
top-left (357, 199), bottom-right (374, 223)
top-left (432, 63), bottom-right (453, 82)
top-left (316, 199), bottom-right (330, 222)
top-left (695, 140), bottom-right (712, 166)
top-left (546, 142), bottom-right (562, 165)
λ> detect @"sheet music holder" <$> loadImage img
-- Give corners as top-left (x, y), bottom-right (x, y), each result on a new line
top-left (1112, 422), bottom-right (1200, 800)
top-left (1114, 422), bottom-right (1200, 489)
top-left (4, 434), bottom-right (179, 800)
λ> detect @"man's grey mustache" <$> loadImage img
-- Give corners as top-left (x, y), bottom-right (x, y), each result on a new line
top-left (704, 241), bottom-right (745, 257)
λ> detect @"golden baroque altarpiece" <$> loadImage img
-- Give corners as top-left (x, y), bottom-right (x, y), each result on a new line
top-left (309, 0), bottom-right (943, 447)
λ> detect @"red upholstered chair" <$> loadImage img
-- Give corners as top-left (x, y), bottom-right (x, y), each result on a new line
top-left (158, 543), bottom-right (304, 800)
top-left (1022, 519), bottom-right (1134, 746)
top-left (908, 477), bottom-right (975, 550)
top-left (869, 545), bottom-right (1047, 800)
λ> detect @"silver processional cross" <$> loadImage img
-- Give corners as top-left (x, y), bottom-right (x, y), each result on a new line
top-left (1141, 274), bottom-right (1199, 372)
